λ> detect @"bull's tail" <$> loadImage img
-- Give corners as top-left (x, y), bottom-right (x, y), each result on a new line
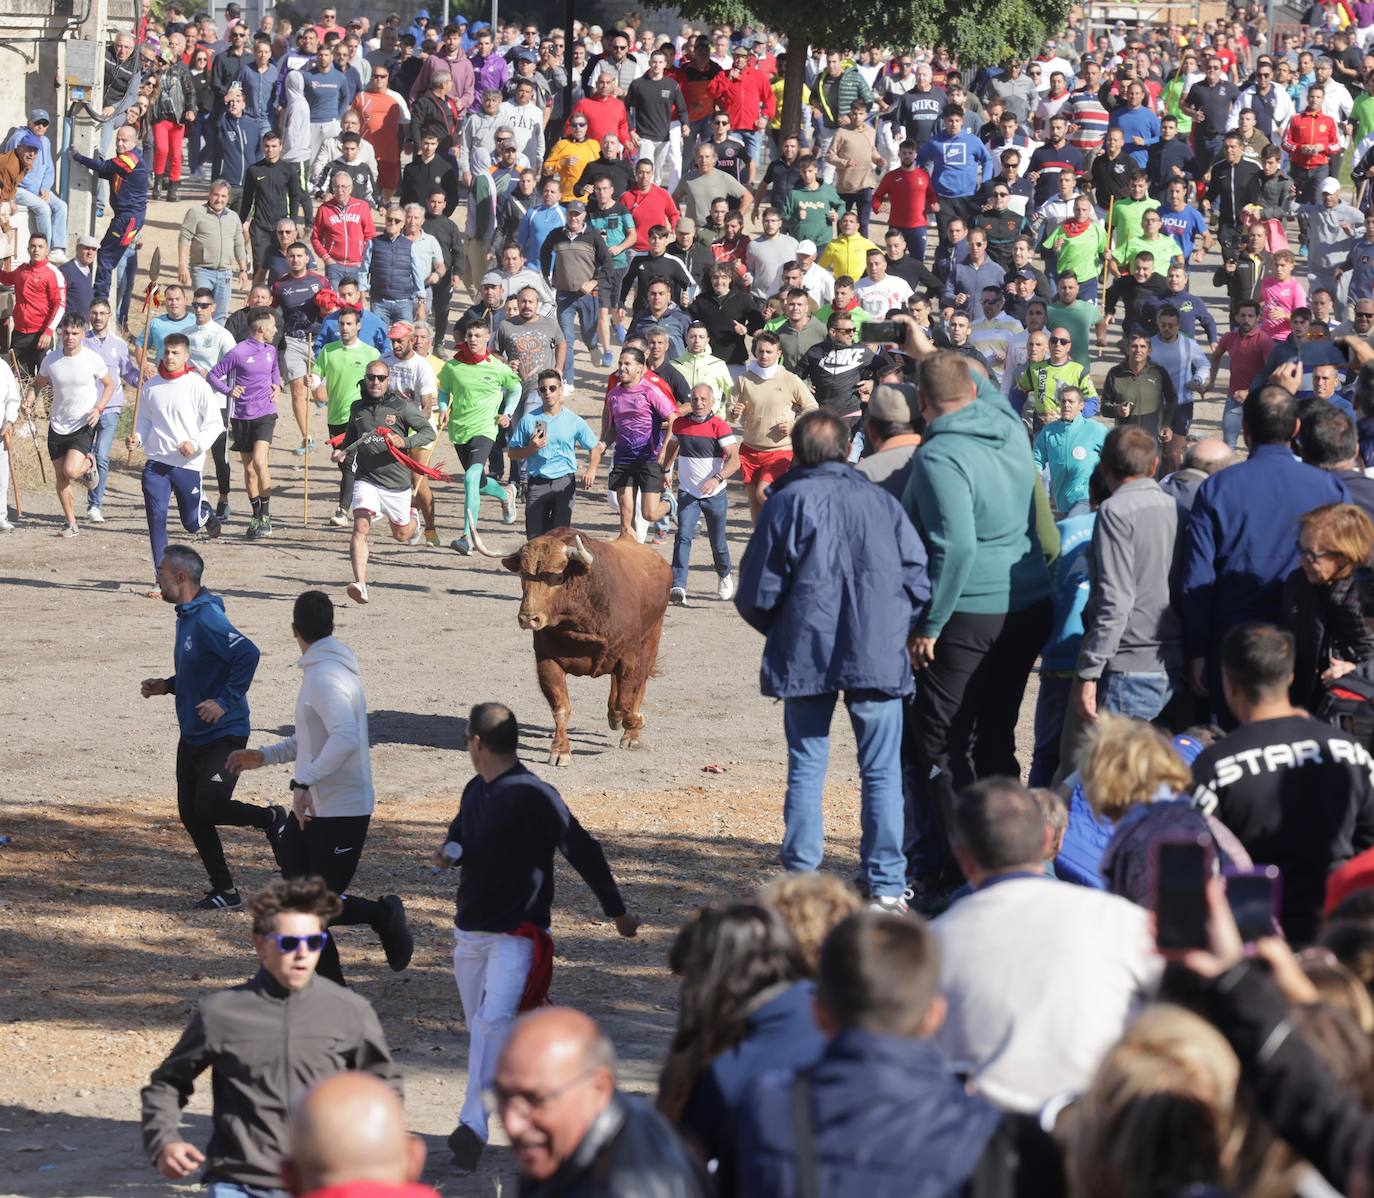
top-left (466, 512), bottom-right (504, 558)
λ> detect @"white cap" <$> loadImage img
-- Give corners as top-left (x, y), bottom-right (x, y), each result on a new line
top-left (1321, 177), bottom-right (1343, 195)
top-left (797, 239), bottom-right (818, 256)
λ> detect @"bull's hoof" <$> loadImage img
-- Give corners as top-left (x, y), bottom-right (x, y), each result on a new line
top-left (547, 747), bottom-right (573, 767)
top-left (607, 710), bottom-right (623, 730)
top-left (619, 732), bottom-right (642, 751)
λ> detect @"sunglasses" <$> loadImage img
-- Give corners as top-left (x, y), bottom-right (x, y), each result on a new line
top-left (1050, 336), bottom-right (1072, 345)
top-left (193, 301), bottom-right (214, 309)
top-left (264, 931), bottom-right (329, 952)
top-left (834, 325), bottom-right (855, 333)
top-left (386, 216), bottom-right (403, 223)
top-left (538, 383), bottom-right (561, 393)
top-left (570, 120), bottom-right (587, 127)
top-left (365, 373), bottom-right (390, 382)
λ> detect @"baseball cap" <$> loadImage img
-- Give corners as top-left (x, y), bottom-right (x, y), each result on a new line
top-left (676, 216), bottom-right (696, 233)
top-left (731, 43), bottom-right (750, 56)
top-left (511, 48), bottom-right (536, 63)
top-left (868, 383), bottom-right (917, 425)
top-left (480, 271), bottom-right (504, 287)
top-left (28, 108), bottom-right (50, 124)
top-left (1016, 267), bottom-right (1038, 280)
top-left (565, 199), bottom-right (587, 212)
top-left (16, 134), bottom-right (41, 151)
top-left (388, 321), bottom-right (415, 338)
top-left (76, 234), bottom-right (100, 249)
top-left (1322, 177), bottom-right (1342, 195)
top-left (1172, 733), bottom-right (1205, 766)
top-left (797, 238), bottom-right (817, 256)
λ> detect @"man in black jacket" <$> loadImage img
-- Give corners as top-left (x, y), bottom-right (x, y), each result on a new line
top-left (493, 1007), bottom-right (709, 1198)
top-left (1205, 131), bottom-right (1262, 261)
top-left (423, 187), bottom-right (463, 345)
top-left (433, 702), bottom-right (640, 1173)
top-left (141, 876), bottom-right (399, 1193)
top-left (399, 131), bottom-right (460, 213)
top-left (239, 133), bottom-right (312, 279)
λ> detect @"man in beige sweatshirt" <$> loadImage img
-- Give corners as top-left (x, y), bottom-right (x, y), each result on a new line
top-left (728, 329), bottom-right (817, 521)
top-left (825, 100), bottom-right (884, 239)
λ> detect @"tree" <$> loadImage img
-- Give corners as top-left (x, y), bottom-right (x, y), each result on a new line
top-left (673, 0), bottom-right (1072, 138)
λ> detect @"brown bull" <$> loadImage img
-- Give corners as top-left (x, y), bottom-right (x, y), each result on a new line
top-left (502, 528), bottom-right (671, 766)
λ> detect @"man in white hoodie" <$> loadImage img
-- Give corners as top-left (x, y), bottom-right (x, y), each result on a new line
top-left (126, 332), bottom-right (225, 592)
top-left (227, 589), bottom-right (413, 986)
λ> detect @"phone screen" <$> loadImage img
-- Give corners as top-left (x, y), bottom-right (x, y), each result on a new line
top-left (1153, 840), bottom-right (1210, 950)
top-left (1226, 867), bottom-right (1281, 943)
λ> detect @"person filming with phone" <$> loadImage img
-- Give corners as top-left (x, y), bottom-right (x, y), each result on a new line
top-left (1190, 622), bottom-right (1374, 946)
top-left (506, 369), bottom-right (598, 539)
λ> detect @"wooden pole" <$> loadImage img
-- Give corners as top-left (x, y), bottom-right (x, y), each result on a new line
top-left (127, 294), bottom-right (157, 464)
top-left (302, 340), bottom-right (314, 525)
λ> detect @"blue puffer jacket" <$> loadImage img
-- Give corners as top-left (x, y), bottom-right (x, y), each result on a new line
top-left (364, 233), bottom-right (422, 302)
top-left (735, 462), bottom-right (931, 699)
top-left (734, 1030), bottom-right (1004, 1198)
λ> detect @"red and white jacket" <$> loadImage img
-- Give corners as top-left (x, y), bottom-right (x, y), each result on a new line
top-left (1283, 111), bottom-right (1341, 171)
top-left (0, 259), bottom-right (65, 335)
top-left (310, 197), bottom-right (376, 268)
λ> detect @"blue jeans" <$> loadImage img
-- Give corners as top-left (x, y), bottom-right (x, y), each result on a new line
top-left (1100, 668), bottom-right (1177, 723)
top-left (556, 290), bottom-right (598, 353)
top-left (1029, 674), bottom-right (1073, 787)
top-left (115, 242), bottom-right (138, 327)
top-left (193, 267), bottom-right (234, 320)
top-left (96, 118), bottom-right (118, 213)
top-left (782, 689), bottom-right (907, 897)
top-left (1222, 393), bottom-right (1244, 448)
top-left (15, 187), bottom-right (68, 252)
top-left (205, 1177), bottom-right (289, 1198)
top-left (372, 296), bottom-right (416, 327)
top-left (325, 262), bottom-right (360, 291)
top-left (89, 407), bottom-right (121, 508)
top-left (670, 487), bottom-right (730, 589)
top-left (893, 226), bottom-right (927, 261)
top-left (734, 127), bottom-right (764, 164)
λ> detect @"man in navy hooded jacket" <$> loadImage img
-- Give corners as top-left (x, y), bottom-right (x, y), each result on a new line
top-left (1180, 377), bottom-right (1347, 726)
top-left (735, 408), bottom-right (930, 909)
top-left (139, 544), bottom-right (285, 911)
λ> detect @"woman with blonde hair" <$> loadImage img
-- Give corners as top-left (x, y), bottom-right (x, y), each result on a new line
top-left (1064, 1004), bottom-right (1243, 1198)
top-left (1280, 502), bottom-right (1374, 709)
top-left (758, 871), bottom-right (862, 975)
top-left (1082, 715), bottom-right (1249, 903)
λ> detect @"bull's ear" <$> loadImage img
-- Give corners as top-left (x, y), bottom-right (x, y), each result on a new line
top-left (501, 553), bottom-right (523, 574)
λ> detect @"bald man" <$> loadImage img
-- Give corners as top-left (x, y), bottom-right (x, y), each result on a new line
top-left (1160, 436), bottom-right (1233, 513)
top-left (493, 1008), bottom-right (709, 1194)
top-left (283, 1073), bottom-right (437, 1197)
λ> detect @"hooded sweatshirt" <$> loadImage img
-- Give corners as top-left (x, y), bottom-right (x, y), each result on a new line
top-left (259, 637), bottom-right (374, 817)
top-left (282, 71), bottom-right (313, 164)
top-left (903, 374), bottom-right (1053, 637)
top-left (167, 589), bottom-right (260, 744)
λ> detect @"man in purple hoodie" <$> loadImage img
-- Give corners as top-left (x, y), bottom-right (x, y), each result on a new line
top-left (208, 308), bottom-right (282, 540)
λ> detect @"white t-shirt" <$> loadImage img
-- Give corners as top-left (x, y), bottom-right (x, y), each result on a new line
top-left (382, 352), bottom-right (439, 415)
top-left (186, 321), bottom-right (238, 374)
top-left (854, 274), bottom-right (914, 318)
top-left (43, 346), bottom-right (111, 434)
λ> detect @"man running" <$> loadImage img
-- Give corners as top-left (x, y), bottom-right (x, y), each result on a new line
top-left (185, 288), bottom-right (238, 524)
top-left (208, 308), bottom-right (283, 539)
top-left (436, 318), bottom-right (521, 556)
top-left (30, 311), bottom-right (115, 537)
top-left (380, 320), bottom-right (441, 545)
top-left (139, 544), bottom-right (285, 910)
top-left (226, 590), bottom-right (414, 985)
top-left (270, 241), bottom-right (327, 452)
top-left (82, 298), bottom-right (139, 524)
top-left (127, 332), bottom-right (226, 585)
top-left (315, 307), bottom-right (380, 527)
top-left (581, 346), bottom-right (679, 540)
top-left (330, 359), bottom-right (432, 604)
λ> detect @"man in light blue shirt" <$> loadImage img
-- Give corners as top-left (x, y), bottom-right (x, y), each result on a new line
top-left (4, 112), bottom-right (67, 256)
top-left (506, 369), bottom-right (596, 539)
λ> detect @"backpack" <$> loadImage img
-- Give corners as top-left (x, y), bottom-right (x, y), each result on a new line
top-left (1315, 674), bottom-right (1374, 747)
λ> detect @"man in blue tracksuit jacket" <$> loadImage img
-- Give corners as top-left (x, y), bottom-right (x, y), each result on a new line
top-left (1179, 383), bottom-right (1347, 726)
top-left (139, 544), bottom-right (284, 911)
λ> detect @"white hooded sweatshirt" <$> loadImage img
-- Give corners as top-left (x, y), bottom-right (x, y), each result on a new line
top-left (259, 636), bottom-right (375, 817)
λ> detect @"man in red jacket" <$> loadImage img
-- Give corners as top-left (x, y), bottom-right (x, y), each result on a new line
top-left (570, 71), bottom-right (632, 149)
top-left (0, 232), bottom-right (67, 375)
top-left (310, 172), bottom-right (377, 291)
top-left (1281, 83), bottom-right (1342, 253)
top-left (708, 44), bottom-right (776, 185)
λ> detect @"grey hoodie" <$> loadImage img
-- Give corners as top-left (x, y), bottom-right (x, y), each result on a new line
top-left (259, 636), bottom-right (374, 817)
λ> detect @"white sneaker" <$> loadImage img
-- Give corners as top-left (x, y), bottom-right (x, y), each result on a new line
top-left (0, 516), bottom-right (13, 532)
top-left (669, 586), bottom-right (688, 606)
top-left (329, 507), bottom-right (350, 527)
top-left (869, 895), bottom-right (910, 916)
top-left (405, 510), bottom-right (425, 545)
top-left (346, 581), bottom-right (369, 605)
top-left (717, 574), bottom-right (735, 602)
top-left (86, 505), bottom-right (105, 523)
top-left (500, 483), bottom-right (517, 524)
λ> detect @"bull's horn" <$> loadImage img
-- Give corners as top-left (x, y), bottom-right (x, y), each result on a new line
top-left (568, 535), bottom-right (594, 566)
top-left (466, 514), bottom-right (504, 559)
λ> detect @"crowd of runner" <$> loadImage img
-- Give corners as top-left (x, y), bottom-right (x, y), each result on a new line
top-left (14, 1), bottom-right (1374, 1195)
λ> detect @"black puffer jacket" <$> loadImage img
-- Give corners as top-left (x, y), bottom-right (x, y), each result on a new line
top-left (519, 1094), bottom-right (710, 1198)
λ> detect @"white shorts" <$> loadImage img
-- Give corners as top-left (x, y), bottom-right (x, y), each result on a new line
top-left (351, 478), bottom-right (413, 526)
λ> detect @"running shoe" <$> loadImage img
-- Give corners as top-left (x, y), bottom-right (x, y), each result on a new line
top-left (86, 505), bottom-right (105, 523)
top-left (669, 586), bottom-right (688, 606)
top-left (329, 507), bottom-right (350, 527)
top-left (293, 438), bottom-right (314, 456)
top-left (717, 573), bottom-right (735, 602)
top-left (245, 515), bottom-right (260, 540)
top-left (195, 888), bottom-right (243, 911)
top-left (215, 499), bottom-right (232, 520)
top-left (204, 511), bottom-right (223, 540)
top-left (406, 510), bottom-right (426, 545)
top-left (347, 581), bottom-right (370, 604)
top-left (58, 522), bottom-right (78, 538)
top-left (265, 804), bottom-right (289, 868)
top-left (0, 516), bottom-right (13, 532)
top-left (500, 483), bottom-right (517, 525)
top-left (423, 528), bottom-right (440, 548)
top-left (663, 490), bottom-right (679, 526)
top-left (450, 535), bottom-right (472, 556)
top-left (600, 350), bottom-right (614, 368)
top-left (613, 323), bottom-right (626, 344)
top-left (870, 894), bottom-right (910, 916)
top-left (378, 894), bottom-right (414, 971)
top-left (258, 515), bottom-right (274, 537)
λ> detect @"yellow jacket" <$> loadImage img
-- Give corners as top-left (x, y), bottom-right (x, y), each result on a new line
top-left (818, 233), bottom-right (881, 283)
top-left (544, 138), bottom-right (601, 202)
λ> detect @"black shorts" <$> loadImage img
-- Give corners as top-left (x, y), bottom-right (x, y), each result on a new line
top-left (1171, 402), bottom-right (1193, 437)
top-left (457, 435), bottom-right (496, 471)
top-left (250, 225), bottom-right (275, 271)
top-left (597, 265), bottom-right (627, 307)
top-left (231, 415), bottom-right (277, 451)
top-left (48, 425), bottom-right (95, 461)
top-left (608, 457), bottom-right (664, 494)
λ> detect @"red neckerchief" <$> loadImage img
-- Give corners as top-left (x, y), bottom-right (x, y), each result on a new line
top-left (1060, 219), bottom-right (1091, 237)
top-left (326, 429), bottom-right (451, 481)
top-left (456, 346), bottom-right (491, 365)
top-left (158, 363), bottom-right (195, 379)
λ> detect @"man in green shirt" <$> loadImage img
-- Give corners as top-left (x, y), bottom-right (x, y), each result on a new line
top-left (1017, 325), bottom-right (1099, 432)
top-left (1109, 169), bottom-right (1160, 252)
top-left (1045, 273), bottom-right (1106, 369)
top-left (315, 308), bottom-right (381, 526)
top-left (782, 156), bottom-right (845, 249)
top-left (436, 318), bottom-right (523, 556)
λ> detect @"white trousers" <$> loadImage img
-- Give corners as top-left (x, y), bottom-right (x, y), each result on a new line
top-left (0, 428), bottom-right (10, 522)
top-left (452, 927), bottom-right (534, 1141)
top-left (639, 129), bottom-right (684, 192)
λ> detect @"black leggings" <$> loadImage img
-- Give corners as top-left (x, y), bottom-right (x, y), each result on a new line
top-left (210, 430), bottom-right (231, 499)
top-left (175, 735), bottom-right (265, 893)
top-left (329, 421), bottom-right (352, 510)
top-left (279, 812), bottom-right (382, 985)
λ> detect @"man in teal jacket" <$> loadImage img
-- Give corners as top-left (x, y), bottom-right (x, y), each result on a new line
top-left (901, 351), bottom-right (1053, 908)
top-left (1032, 386), bottom-right (1108, 515)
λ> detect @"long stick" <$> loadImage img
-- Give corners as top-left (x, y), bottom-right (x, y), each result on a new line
top-left (3, 423), bottom-right (20, 516)
top-left (302, 340), bottom-right (314, 526)
top-left (128, 286), bottom-right (157, 464)
top-left (1101, 195), bottom-right (1116, 296)
top-left (12, 351), bottom-right (47, 483)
